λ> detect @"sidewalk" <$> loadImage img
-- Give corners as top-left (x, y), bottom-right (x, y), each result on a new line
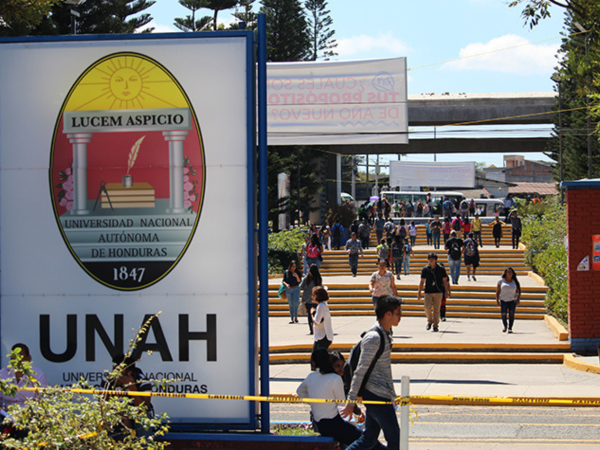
top-left (266, 315), bottom-right (600, 399)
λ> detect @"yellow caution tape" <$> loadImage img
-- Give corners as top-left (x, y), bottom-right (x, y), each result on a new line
top-left (19, 387), bottom-right (398, 406)
top-left (410, 395), bottom-right (600, 407)
top-left (19, 387), bottom-right (600, 408)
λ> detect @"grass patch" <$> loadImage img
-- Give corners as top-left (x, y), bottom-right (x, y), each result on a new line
top-left (272, 423), bottom-right (317, 436)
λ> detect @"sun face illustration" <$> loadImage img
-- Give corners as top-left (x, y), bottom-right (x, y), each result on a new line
top-left (110, 67), bottom-right (143, 101)
top-left (64, 53), bottom-right (188, 111)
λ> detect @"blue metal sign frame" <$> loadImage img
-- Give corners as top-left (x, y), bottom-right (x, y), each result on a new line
top-left (0, 28), bottom-right (264, 432)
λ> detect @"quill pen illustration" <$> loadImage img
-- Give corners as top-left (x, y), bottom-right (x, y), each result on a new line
top-left (126, 136), bottom-right (146, 175)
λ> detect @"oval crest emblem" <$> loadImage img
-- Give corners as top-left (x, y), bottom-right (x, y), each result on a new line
top-left (50, 52), bottom-right (205, 291)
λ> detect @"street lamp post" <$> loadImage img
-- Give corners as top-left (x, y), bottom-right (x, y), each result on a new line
top-left (65, 0), bottom-right (86, 34)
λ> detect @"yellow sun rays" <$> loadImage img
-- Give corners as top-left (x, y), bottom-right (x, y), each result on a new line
top-left (64, 54), bottom-right (188, 112)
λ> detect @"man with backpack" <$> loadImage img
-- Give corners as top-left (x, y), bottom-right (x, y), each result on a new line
top-left (341, 295), bottom-right (403, 450)
top-left (442, 196), bottom-right (454, 220)
top-left (383, 218), bottom-right (395, 241)
top-left (331, 219), bottom-right (343, 250)
top-left (444, 230), bottom-right (464, 285)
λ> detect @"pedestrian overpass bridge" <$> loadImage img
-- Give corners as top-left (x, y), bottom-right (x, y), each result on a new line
top-left (334, 92), bottom-right (555, 155)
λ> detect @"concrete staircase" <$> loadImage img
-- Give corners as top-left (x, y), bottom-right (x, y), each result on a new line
top-left (322, 224), bottom-right (523, 276)
top-left (263, 223), bottom-right (563, 365)
top-left (267, 342), bottom-right (570, 365)
top-left (358, 223), bottom-right (513, 247)
top-left (319, 248), bottom-right (528, 277)
top-left (266, 283), bottom-right (548, 320)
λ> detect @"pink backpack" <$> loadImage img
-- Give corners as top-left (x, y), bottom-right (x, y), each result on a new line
top-left (307, 244), bottom-right (320, 258)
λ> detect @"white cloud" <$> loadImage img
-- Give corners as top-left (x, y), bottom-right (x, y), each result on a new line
top-left (443, 34), bottom-right (559, 75)
top-left (143, 21), bottom-right (178, 33)
top-left (144, 15), bottom-right (236, 34)
top-left (336, 32), bottom-right (410, 59)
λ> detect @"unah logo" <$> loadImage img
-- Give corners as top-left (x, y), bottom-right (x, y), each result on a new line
top-left (50, 52), bottom-right (205, 290)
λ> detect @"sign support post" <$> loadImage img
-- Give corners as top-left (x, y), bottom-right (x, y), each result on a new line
top-left (257, 13), bottom-right (270, 434)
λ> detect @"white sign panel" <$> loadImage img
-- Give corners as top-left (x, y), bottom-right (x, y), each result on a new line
top-left (267, 58), bottom-right (408, 145)
top-left (389, 161), bottom-right (476, 189)
top-left (0, 35), bottom-right (255, 425)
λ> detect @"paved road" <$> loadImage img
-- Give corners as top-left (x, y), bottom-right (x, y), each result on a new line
top-left (270, 402), bottom-right (600, 449)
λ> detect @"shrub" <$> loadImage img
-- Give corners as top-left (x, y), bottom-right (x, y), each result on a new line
top-left (521, 196), bottom-right (568, 322)
top-left (0, 318), bottom-right (170, 450)
top-left (268, 227), bottom-right (307, 274)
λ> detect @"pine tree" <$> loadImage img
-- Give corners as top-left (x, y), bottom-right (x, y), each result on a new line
top-left (229, 0), bottom-right (258, 30)
top-left (1, 0), bottom-right (155, 36)
top-left (260, 0), bottom-right (311, 62)
top-left (546, 9), bottom-right (600, 181)
top-left (205, 0), bottom-right (239, 30)
top-left (66, 0), bottom-right (155, 34)
top-left (174, 0), bottom-right (213, 32)
top-left (305, 0), bottom-right (337, 61)
top-left (259, 1), bottom-right (320, 229)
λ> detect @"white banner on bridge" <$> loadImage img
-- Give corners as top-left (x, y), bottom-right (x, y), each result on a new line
top-left (390, 161), bottom-right (476, 188)
top-left (267, 58), bottom-right (408, 145)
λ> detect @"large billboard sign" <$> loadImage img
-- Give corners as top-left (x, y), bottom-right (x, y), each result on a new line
top-left (389, 161), bottom-right (476, 189)
top-left (0, 33), bottom-right (256, 426)
top-left (266, 58), bottom-right (408, 145)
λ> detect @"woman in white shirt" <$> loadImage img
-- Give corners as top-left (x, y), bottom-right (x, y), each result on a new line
top-left (311, 286), bottom-right (333, 355)
top-left (297, 348), bottom-right (362, 448)
top-left (496, 267), bottom-right (521, 333)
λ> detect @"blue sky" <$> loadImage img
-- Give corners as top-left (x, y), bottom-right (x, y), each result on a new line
top-left (144, 0), bottom-right (568, 168)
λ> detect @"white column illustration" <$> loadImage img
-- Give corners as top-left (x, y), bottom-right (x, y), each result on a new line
top-left (163, 131), bottom-right (189, 214)
top-left (67, 133), bottom-right (93, 215)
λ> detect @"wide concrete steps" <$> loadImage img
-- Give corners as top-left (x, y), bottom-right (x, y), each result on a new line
top-left (264, 284), bottom-right (548, 320)
top-left (319, 249), bottom-right (528, 276)
top-left (266, 342), bottom-right (570, 365)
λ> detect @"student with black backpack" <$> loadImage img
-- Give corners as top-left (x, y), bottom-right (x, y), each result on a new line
top-left (463, 232), bottom-right (480, 282)
top-left (444, 230), bottom-right (464, 285)
top-left (341, 295), bottom-right (403, 450)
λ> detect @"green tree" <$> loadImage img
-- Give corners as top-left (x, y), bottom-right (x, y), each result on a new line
top-left (0, 0), bottom-right (61, 33)
top-left (543, 9), bottom-right (600, 180)
top-left (260, 0), bottom-right (311, 62)
top-left (75, 0), bottom-right (155, 34)
top-left (229, 0), bottom-right (258, 30)
top-left (2, 0), bottom-right (155, 37)
top-left (510, 0), bottom-right (600, 179)
top-left (174, 0), bottom-right (213, 31)
top-left (304, 0), bottom-right (337, 61)
top-left (259, 0), bottom-right (319, 231)
top-left (509, 0), bottom-right (591, 28)
top-left (205, 0), bottom-right (239, 30)
top-left (268, 146), bottom-right (323, 229)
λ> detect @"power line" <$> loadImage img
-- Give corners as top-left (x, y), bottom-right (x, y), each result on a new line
top-left (407, 30), bottom-right (589, 72)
